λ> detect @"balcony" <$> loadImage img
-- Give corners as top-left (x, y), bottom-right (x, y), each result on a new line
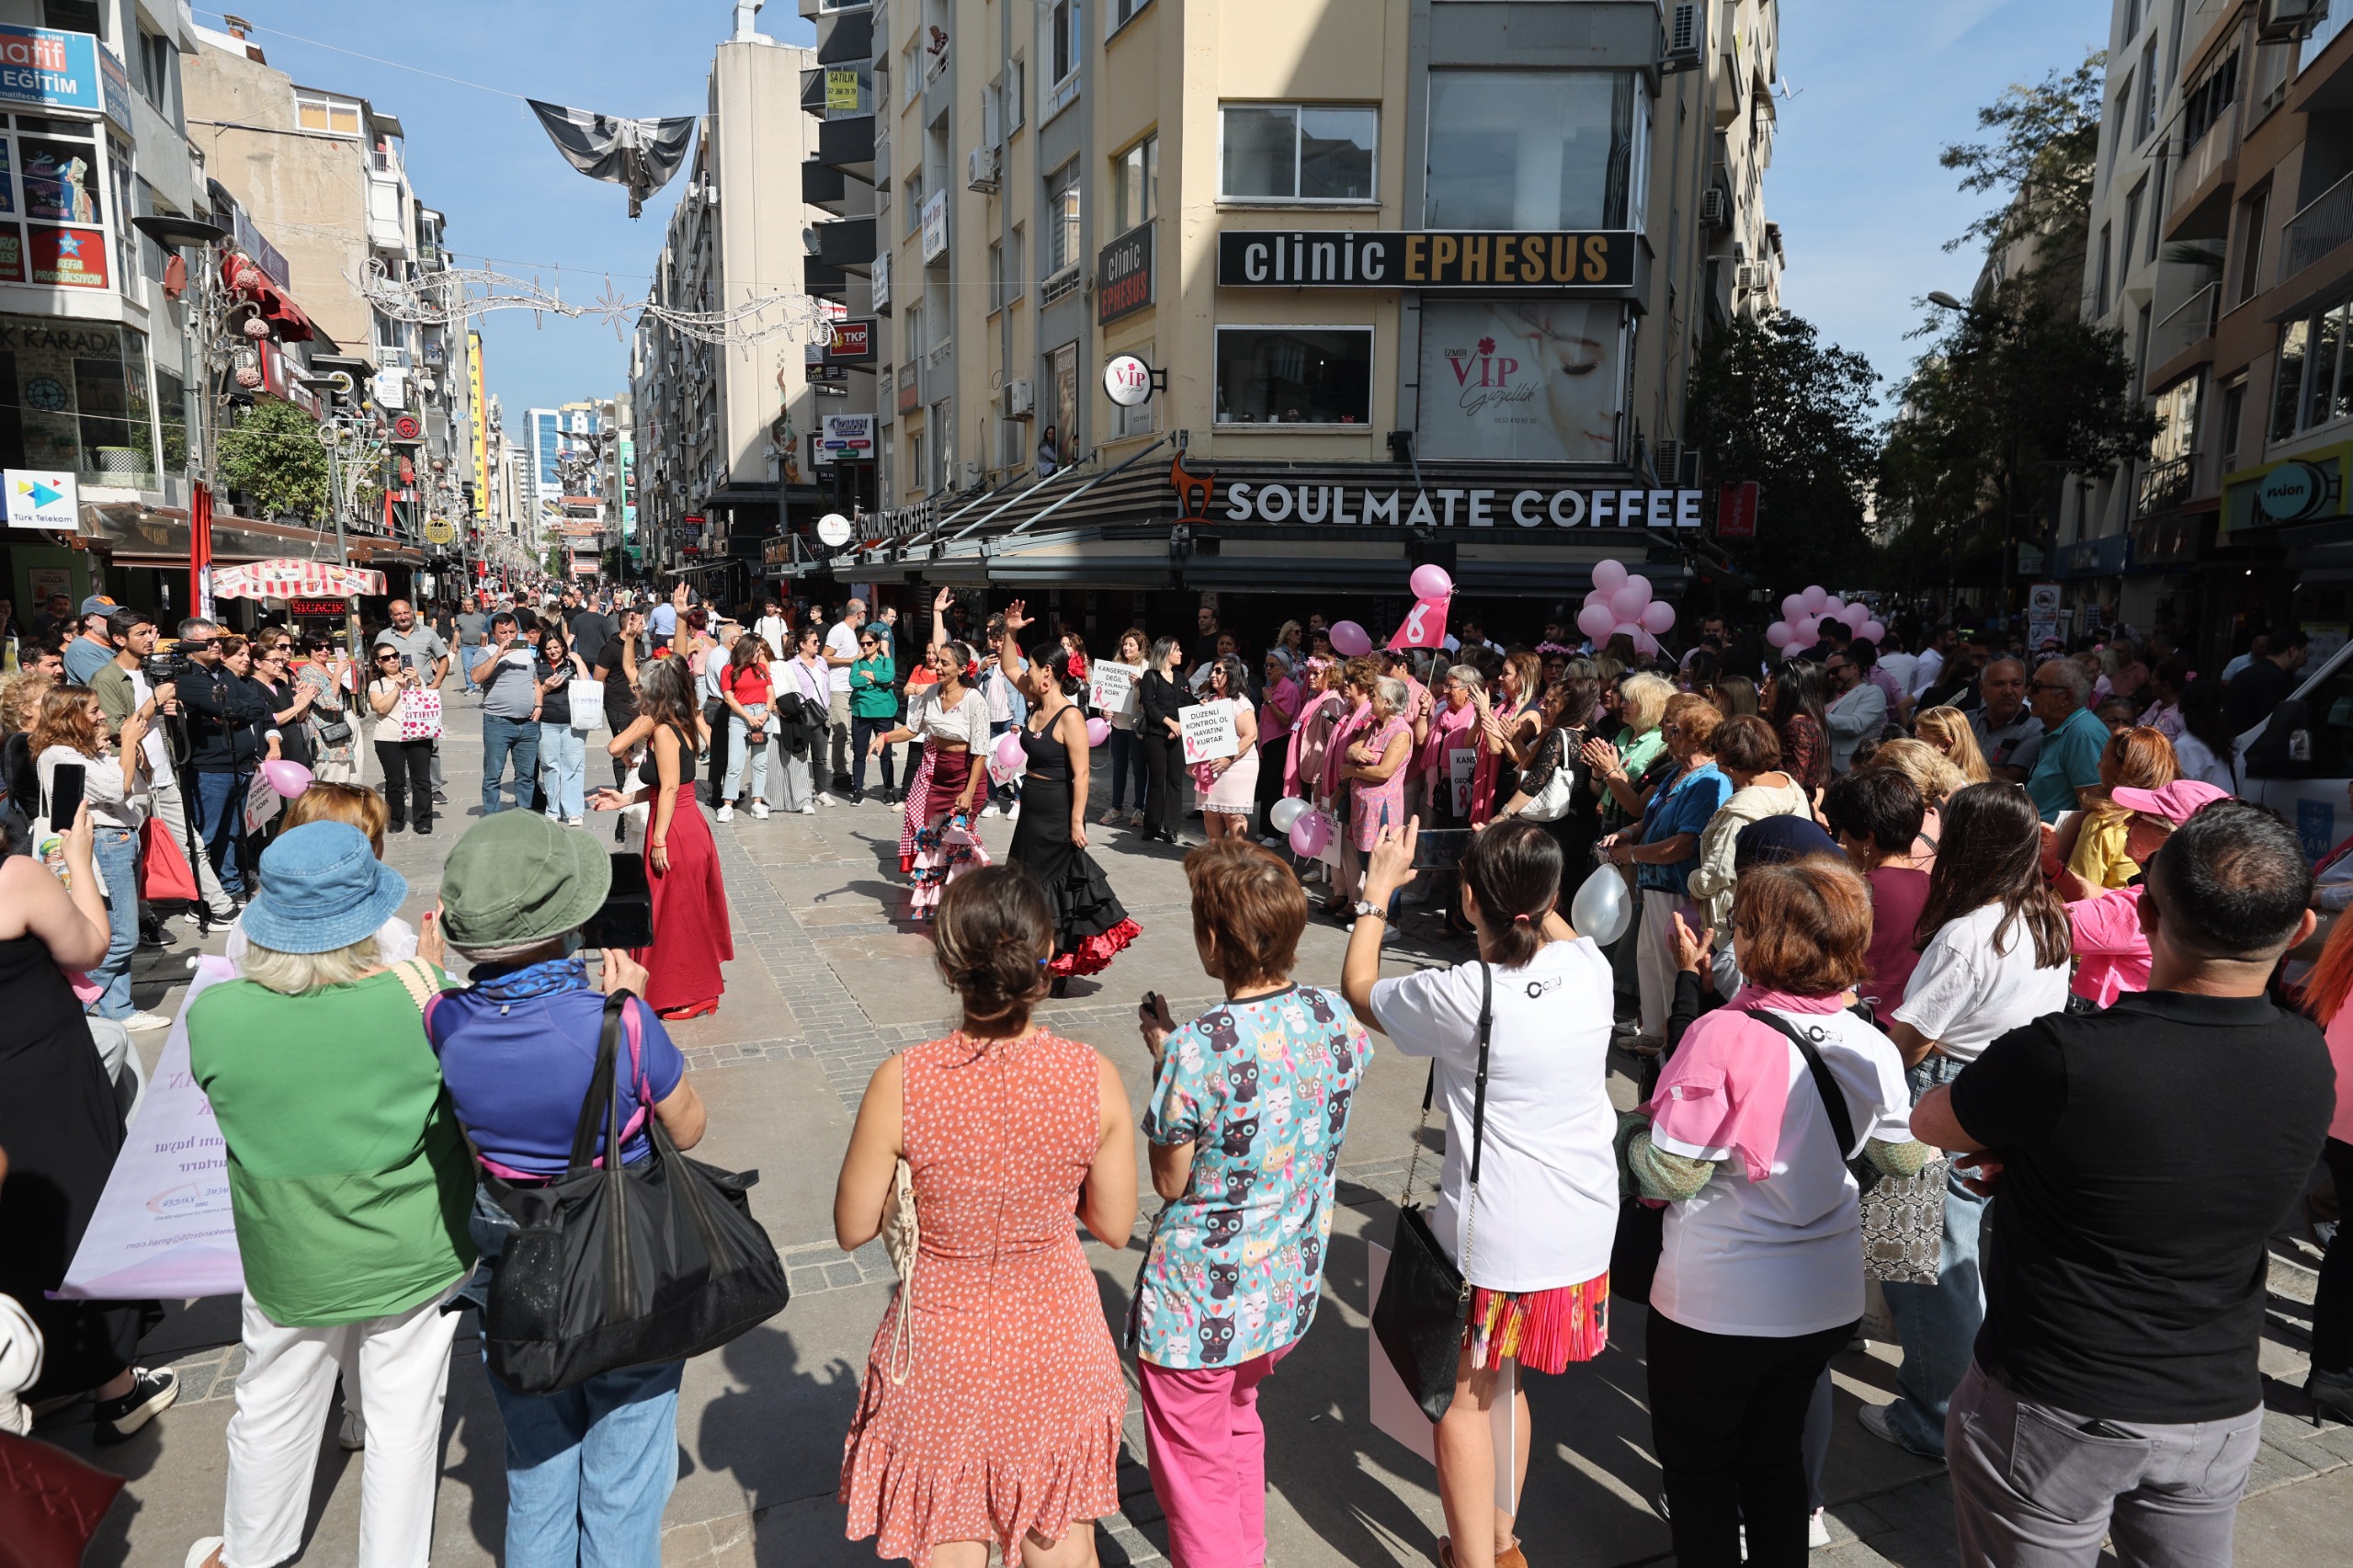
top-left (812, 216), bottom-right (877, 271)
top-left (2283, 167), bottom-right (2353, 283)
top-left (817, 7), bottom-right (872, 63)
top-left (818, 115), bottom-right (875, 179)
top-left (804, 256), bottom-right (848, 299)
top-left (2145, 281), bottom-right (2221, 385)
top-left (803, 160), bottom-right (850, 213)
top-left (2137, 455), bottom-right (2199, 517)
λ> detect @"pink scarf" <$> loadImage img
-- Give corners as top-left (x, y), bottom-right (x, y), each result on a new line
top-left (1286, 689), bottom-right (1342, 798)
top-left (1642, 986), bottom-right (1847, 1182)
top-left (1321, 699), bottom-right (1372, 800)
top-left (1417, 699), bottom-right (1498, 825)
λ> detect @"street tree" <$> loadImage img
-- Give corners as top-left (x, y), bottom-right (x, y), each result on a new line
top-left (1684, 308), bottom-right (1881, 593)
top-left (1940, 50), bottom-right (2105, 300)
top-left (215, 397), bottom-right (329, 521)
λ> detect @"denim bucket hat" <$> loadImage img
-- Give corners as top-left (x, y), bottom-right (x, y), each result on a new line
top-left (240, 822), bottom-right (409, 954)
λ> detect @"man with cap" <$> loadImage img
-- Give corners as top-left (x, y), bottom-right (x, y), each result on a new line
top-left (183, 822), bottom-right (478, 1568)
top-left (61, 594), bottom-right (119, 685)
top-left (425, 812), bottom-right (710, 1563)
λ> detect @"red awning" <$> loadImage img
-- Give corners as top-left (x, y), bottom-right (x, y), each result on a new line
top-left (221, 253), bottom-right (316, 344)
top-left (211, 559), bottom-right (389, 601)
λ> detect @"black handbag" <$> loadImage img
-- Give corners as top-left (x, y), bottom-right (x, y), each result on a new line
top-left (1370, 962), bottom-right (1491, 1424)
top-left (479, 992), bottom-right (790, 1393)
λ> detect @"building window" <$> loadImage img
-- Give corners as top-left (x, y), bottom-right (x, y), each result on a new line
top-left (139, 30), bottom-right (173, 111)
top-left (1050, 340), bottom-right (1080, 451)
top-left (1214, 326), bottom-right (1372, 426)
top-left (1114, 133), bottom-right (1158, 233)
top-left (374, 310), bottom-right (404, 351)
top-left (2095, 224), bottom-right (2112, 316)
top-left (2237, 186), bottom-right (2268, 304)
top-left (42, 0), bottom-right (101, 39)
top-left (156, 366), bottom-right (187, 474)
top-left (2147, 155), bottom-right (2167, 263)
top-left (1220, 104), bottom-right (1376, 202)
top-left (932, 399), bottom-right (955, 490)
top-left (904, 172), bottom-right (924, 234)
top-left (1049, 0), bottom-right (1080, 85)
top-left (1006, 225), bottom-right (1024, 303)
top-left (2182, 51), bottom-right (2239, 149)
top-left (295, 89), bottom-right (363, 137)
top-left (2220, 374), bottom-right (2247, 461)
top-left (1006, 59), bottom-right (1027, 132)
top-left (0, 315), bottom-right (154, 486)
top-left (989, 240), bottom-right (1006, 312)
top-left (1110, 341), bottom-right (1154, 437)
top-left (1045, 157), bottom-right (1082, 274)
top-left (2122, 178), bottom-right (2145, 277)
top-left (907, 426), bottom-right (926, 496)
top-left (2267, 298), bottom-right (2353, 442)
top-left (1111, 0), bottom-right (1151, 28)
top-left (2138, 37), bottom-right (2159, 144)
top-left (1424, 72), bottom-right (1642, 231)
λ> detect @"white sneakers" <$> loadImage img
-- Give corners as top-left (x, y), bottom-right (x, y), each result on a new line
top-left (813, 792), bottom-right (838, 807)
top-left (800, 804), bottom-right (818, 816)
top-left (125, 1011), bottom-right (173, 1032)
top-left (716, 802), bottom-right (734, 823)
top-left (980, 803), bottom-right (1002, 819)
top-left (1006, 803), bottom-right (1021, 822)
top-left (750, 800), bottom-right (770, 819)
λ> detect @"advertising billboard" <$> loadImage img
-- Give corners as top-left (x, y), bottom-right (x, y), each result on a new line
top-left (1415, 300), bottom-right (1626, 464)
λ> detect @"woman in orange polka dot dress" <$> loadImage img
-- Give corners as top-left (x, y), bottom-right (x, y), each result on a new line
top-left (834, 864), bottom-right (1139, 1567)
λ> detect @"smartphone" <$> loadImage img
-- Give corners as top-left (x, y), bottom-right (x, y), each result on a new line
top-left (1412, 827), bottom-right (1474, 870)
top-left (47, 760), bottom-right (85, 830)
top-left (581, 852), bottom-right (654, 950)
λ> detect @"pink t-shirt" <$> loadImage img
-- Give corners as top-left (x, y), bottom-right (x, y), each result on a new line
top-left (2067, 885), bottom-right (2150, 1007)
top-left (2326, 1006), bottom-right (2353, 1145)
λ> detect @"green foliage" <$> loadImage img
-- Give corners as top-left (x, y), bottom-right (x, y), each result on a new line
top-left (1939, 50), bottom-right (2106, 288)
top-left (1684, 309), bottom-right (1882, 591)
top-left (216, 398), bottom-right (327, 521)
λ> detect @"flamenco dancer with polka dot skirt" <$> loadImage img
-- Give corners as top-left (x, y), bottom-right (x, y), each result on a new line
top-left (990, 603), bottom-right (1140, 994)
top-left (832, 866), bottom-right (1138, 1568)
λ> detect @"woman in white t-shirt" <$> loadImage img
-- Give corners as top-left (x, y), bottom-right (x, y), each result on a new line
top-left (1629, 857), bottom-right (1921, 1566)
top-left (1870, 780), bottom-right (2072, 1464)
top-left (1343, 818), bottom-right (1618, 1568)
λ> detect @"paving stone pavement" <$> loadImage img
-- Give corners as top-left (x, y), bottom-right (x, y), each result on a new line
top-left (30, 699), bottom-right (2353, 1566)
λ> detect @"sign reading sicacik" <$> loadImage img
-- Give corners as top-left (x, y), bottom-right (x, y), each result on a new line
top-left (1218, 230), bottom-right (1638, 290)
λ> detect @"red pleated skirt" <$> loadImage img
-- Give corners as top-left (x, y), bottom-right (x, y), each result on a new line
top-left (631, 792), bottom-right (733, 1013)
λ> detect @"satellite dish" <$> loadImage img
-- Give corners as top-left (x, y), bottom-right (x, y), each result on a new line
top-left (816, 512), bottom-right (853, 548)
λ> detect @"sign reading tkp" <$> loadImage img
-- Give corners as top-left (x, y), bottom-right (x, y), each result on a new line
top-left (5, 467), bottom-right (76, 530)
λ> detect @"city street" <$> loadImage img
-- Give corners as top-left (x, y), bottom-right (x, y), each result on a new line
top-left (40, 698), bottom-right (2353, 1568)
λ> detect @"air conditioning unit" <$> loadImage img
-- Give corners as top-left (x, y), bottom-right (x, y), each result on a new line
top-left (1003, 378), bottom-right (1034, 417)
top-left (1699, 187), bottom-right (1731, 230)
top-left (1735, 261), bottom-right (1772, 292)
top-left (2260, 0), bottom-right (2326, 40)
top-left (966, 145), bottom-right (999, 193)
top-left (1667, 1), bottom-right (1700, 56)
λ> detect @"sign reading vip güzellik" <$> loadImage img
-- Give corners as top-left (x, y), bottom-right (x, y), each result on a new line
top-left (1217, 230), bottom-right (1638, 290)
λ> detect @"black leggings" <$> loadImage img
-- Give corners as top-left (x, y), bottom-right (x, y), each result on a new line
top-left (2314, 1137), bottom-right (2353, 1375)
top-left (1253, 739), bottom-right (1289, 838)
top-left (1140, 730), bottom-right (1184, 837)
top-left (1647, 1310), bottom-right (1856, 1568)
top-left (375, 738), bottom-right (434, 830)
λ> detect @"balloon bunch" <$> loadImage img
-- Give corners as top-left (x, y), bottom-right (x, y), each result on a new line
top-left (1765, 586), bottom-right (1883, 653)
top-left (1269, 796), bottom-right (1335, 858)
top-left (1573, 560), bottom-right (1675, 656)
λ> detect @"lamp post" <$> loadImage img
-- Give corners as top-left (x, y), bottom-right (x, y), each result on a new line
top-left (134, 215), bottom-right (233, 621)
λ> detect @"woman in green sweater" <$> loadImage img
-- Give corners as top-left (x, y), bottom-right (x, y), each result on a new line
top-left (848, 629), bottom-right (901, 803)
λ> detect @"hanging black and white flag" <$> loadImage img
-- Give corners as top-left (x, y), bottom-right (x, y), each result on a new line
top-left (526, 99), bottom-right (699, 218)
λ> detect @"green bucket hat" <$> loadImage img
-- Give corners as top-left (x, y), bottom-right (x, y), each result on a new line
top-left (439, 812), bottom-right (611, 951)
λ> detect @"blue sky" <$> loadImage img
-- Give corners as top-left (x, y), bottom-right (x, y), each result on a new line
top-left (1772, 0), bottom-right (2110, 403)
top-left (206, 0), bottom-right (2109, 420)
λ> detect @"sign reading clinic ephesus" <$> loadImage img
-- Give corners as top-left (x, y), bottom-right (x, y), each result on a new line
top-left (1217, 230), bottom-right (1640, 290)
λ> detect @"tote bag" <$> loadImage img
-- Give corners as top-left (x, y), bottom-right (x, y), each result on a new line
top-left (1369, 962), bottom-right (1490, 1424)
top-left (138, 816), bottom-right (199, 902)
top-left (478, 991), bottom-right (790, 1393)
top-left (396, 687), bottom-right (443, 741)
top-left (568, 677), bottom-right (605, 730)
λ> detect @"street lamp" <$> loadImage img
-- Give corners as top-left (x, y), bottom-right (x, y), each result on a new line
top-left (1927, 290), bottom-right (1967, 312)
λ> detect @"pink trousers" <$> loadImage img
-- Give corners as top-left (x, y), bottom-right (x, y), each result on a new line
top-left (1139, 1346), bottom-right (1293, 1568)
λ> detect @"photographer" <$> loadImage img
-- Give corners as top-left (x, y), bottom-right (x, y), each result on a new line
top-left (367, 642), bottom-right (436, 835)
top-left (94, 609), bottom-right (238, 931)
top-left (174, 618), bottom-right (272, 904)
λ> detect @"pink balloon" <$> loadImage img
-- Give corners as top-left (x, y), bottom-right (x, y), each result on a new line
top-left (1085, 716), bottom-right (1110, 746)
top-left (1289, 810), bottom-right (1334, 858)
top-left (261, 760), bottom-right (313, 798)
top-left (1612, 621), bottom-right (1643, 642)
top-left (1624, 573), bottom-right (1653, 603)
top-left (1329, 619), bottom-right (1372, 656)
top-left (1843, 604), bottom-right (1871, 631)
top-left (1641, 600), bottom-right (1677, 634)
top-left (1780, 595), bottom-right (1805, 622)
top-left (1409, 563), bottom-right (1454, 600)
top-left (1610, 585), bottom-right (1649, 621)
top-left (995, 730), bottom-right (1027, 775)
top-left (1822, 596), bottom-right (1846, 618)
top-left (1802, 585), bottom-right (1829, 613)
top-left (1592, 558), bottom-right (1629, 593)
top-left (1576, 603), bottom-right (1617, 642)
top-left (1860, 619), bottom-right (1886, 644)
top-left (1766, 622), bottom-right (1795, 649)
top-left (1795, 617), bottom-right (1822, 644)
top-left (1631, 630), bottom-right (1660, 657)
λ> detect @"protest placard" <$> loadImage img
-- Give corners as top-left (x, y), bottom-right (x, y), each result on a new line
top-left (1181, 700), bottom-right (1241, 765)
top-left (243, 769), bottom-right (282, 838)
top-left (1087, 660), bottom-right (1142, 717)
top-left (1449, 745), bottom-right (1477, 816)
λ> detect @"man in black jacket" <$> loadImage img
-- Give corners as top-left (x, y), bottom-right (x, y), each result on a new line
top-left (173, 618), bottom-right (270, 902)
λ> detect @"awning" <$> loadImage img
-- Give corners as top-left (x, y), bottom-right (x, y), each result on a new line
top-left (210, 559), bottom-right (389, 601)
top-left (221, 252), bottom-right (317, 344)
top-left (79, 502), bottom-right (424, 570)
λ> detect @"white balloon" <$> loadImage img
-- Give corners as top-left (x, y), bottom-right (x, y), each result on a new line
top-left (1571, 863), bottom-right (1632, 946)
top-left (1269, 797), bottom-right (1309, 834)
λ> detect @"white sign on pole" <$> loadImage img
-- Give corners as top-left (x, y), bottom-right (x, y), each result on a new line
top-left (5, 468), bottom-right (78, 531)
top-left (1367, 1242), bottom-right (1516, 1508)
top-left (1087, 659), bottom-right (1142, 717)
top-left (1181, 699), bottom-right (1241, 765)
top-left (819, 413), bottom-right (877, 464)
top-left (1103, 354), bottom-right (1153, 407)
top-left (1449, 745), bottom-right (1477, 816)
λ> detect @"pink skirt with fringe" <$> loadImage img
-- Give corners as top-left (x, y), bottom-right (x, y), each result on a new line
top-left (1466, 1269), bottom-right (1610, 1375)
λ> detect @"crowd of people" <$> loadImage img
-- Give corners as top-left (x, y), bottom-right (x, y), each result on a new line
top-left (1, 575), bottom-right (2348, 1568)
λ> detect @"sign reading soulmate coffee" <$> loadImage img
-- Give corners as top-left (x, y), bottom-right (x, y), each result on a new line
top-left (1218, 230), bottom-right (1638, 290)
top-left (1218, 479), bottom-right (1707, 529)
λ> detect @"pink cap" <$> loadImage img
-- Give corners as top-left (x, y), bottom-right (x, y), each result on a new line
top-left (2109, 778), bottom-right (2233, 825)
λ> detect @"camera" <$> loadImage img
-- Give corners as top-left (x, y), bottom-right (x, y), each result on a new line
top-left (142, 649), bottom-right (196, 685)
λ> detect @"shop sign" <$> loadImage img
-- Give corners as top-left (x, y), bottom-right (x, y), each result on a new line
top-left (1417, 300), bottom-right (1625, 462)
top-left (5, 466), bottom-right (75, 529)
top-left (820, 413), bottom-right (876, 462)
top-left (824, 316), bottom-right (878, 362)
top-left (1717, 481), bottom-right (1758, 539)
top-left (921, 189), bottom-right (949, 264)
top-left (871, 248), bottom-right (890, 310)
top-left (0, 228), bottom-right (23, 283)
top-left (0, 26), bottom-right (111, 119)
top-left (2258, 459), bottom-right (2333, 522)
top-left (1097, 219), bottom-right (1153, 324)
top-left (825, 68), bottom-right (863, 111)
top-left (1217, 229), bottom-right (1638, 290)
top-left (26, 222), bottom-right (106, 288)
top-left (1214, 475), bottom-right (1707, 530)
top-left (96, 42), bottom-right (130, 131)
top-left (289, 598), bottom-right (347, 616)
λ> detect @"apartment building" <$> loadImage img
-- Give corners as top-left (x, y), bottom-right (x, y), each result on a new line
top-left (788, 0), bottom-right (1780, 635)
top-left (630, 17), bottom-right (845, 599)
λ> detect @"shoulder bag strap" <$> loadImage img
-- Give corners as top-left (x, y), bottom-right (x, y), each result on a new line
top-left (1741, 1007), bottom-right (1859, 1160)
top-left (566, 991), bottom-right (630, 1172)
top-left (1458, 963), bottom-right (1494, 1281)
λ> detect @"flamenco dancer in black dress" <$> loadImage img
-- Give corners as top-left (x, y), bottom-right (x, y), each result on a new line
top-left (996, 603), bottom-right (1140, 994)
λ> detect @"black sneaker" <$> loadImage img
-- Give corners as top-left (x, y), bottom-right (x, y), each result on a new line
top-left (432, 790), bottom-right (449, 804)
top-left (93, 1366), bottom-right (177, 1443)
top-left (386, 820), bottom-right (407, 834)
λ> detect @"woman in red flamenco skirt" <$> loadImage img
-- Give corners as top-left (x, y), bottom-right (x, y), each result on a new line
top-left (593, 654), bottom-right (733, 1019)
top-left (993, 603), bottom-right (1140, 994)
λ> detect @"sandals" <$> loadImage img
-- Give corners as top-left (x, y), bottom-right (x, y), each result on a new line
top-left (1438, 1537), bottom-right (1529, 1568)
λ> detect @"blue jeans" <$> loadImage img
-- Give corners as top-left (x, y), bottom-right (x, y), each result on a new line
top-left (192, 767), bottom-right (251, 897)
top-left (1108, 723), bottom-right (1146, 812)
top-left (852, 714), bottom-right (896, 794)
top-left (539, 722), bottom-right (586, 821)
top-left (722, 710), bottom-right (768, 801)
top-left (1879, 1052), bottom-right (1987, 1458)
top-left (483, 713), bottom-right (540, 815)
top-left (89, 826), bottom-right (140, 1019)
top-left (486, 1359), bottom-right (683, 1568)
